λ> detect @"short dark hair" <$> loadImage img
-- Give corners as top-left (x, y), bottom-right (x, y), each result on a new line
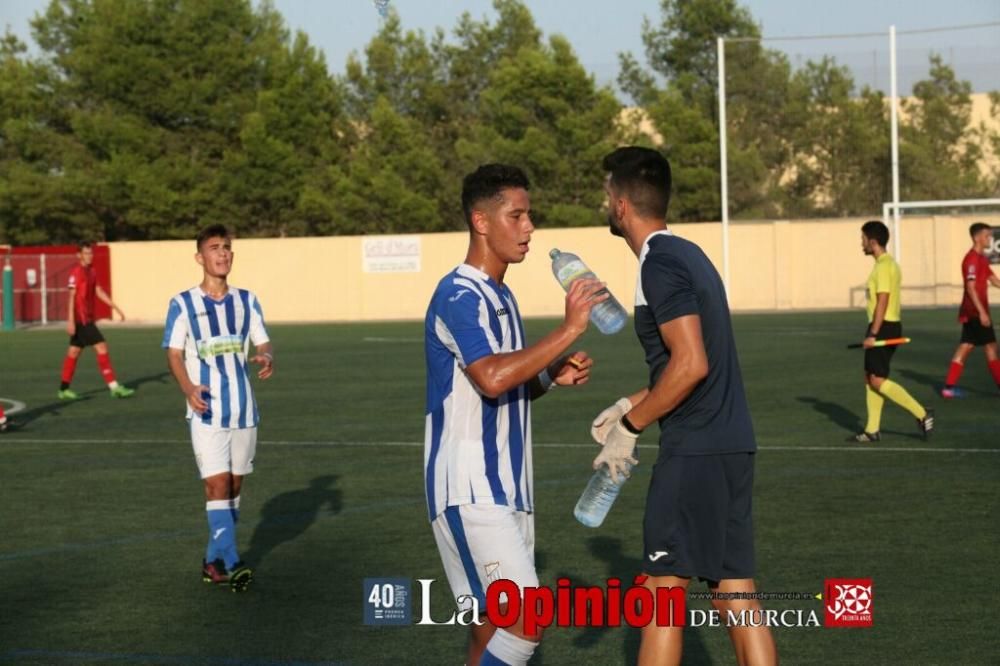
top-left (602, 146), bottom-right (672, 219)
top-left (970, 222), bottom-right (991, 237)
top-left (861, 220), bottom-right (889, 247)
top-left (461, 164), bottom-right (530, 227)
top-left (78, 241), bottom-right (93, 251)
top-left (196, 224), bottom-right (231, 251)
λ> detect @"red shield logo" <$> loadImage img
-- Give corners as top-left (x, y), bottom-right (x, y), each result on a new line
top-left (824, 578), bottom-right (873, 627)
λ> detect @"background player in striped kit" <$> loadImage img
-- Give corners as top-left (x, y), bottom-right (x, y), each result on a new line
top-left (163, 224), bottom-right (273, 592)
top-left (424, 164), bottom-right (606, 666)
top-left (57, 242), bottom-right (134, 400)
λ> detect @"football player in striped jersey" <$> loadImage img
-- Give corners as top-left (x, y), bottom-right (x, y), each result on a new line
top-left (163, 224), bottom-right (273, 592)
top-left (424, 164), bottom-right (605, 665)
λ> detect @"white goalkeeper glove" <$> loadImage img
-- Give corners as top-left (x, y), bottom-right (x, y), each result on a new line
top-left (591, 397), bottom-right (633, 445)
top-left (592, 420), bottom-right (639, 483)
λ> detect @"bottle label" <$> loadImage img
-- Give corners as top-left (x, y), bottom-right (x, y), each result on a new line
top-left (556, 260), bottom-right (591, 287)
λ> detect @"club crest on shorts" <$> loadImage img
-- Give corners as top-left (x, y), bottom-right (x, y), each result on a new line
top-left (484, 561), bottom-right (502, 585)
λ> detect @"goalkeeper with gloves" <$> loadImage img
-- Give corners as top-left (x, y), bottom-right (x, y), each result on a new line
top-left (591, 147), bottom-right (777, 666)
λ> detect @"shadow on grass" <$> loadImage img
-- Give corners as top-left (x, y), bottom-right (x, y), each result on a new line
top-left (895, 367), bottom-right (996, 398)
top-left (542, 536), bottom-right (712, 665)
top-left (797, 394), bottom-right (928, 441)
top-left (123, 371), bottom-right (172, 390)
top-left (796, 396), bottom-right (859, 432)
top-left (12, 395), bottom-right (94, 427)
top-left (244, 475), bottom-right (342, 567)
top-left (76, 370), bottom-right (170, 396)
top-left (10, 371), bottom-right (170, 429)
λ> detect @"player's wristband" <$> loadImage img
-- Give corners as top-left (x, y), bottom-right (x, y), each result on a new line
top-left (621, 413), bottom-right (643, 435)
top-left (261, 352), bottom-right (273, 362)
top-left (538, 369), bottom-right (557, 391)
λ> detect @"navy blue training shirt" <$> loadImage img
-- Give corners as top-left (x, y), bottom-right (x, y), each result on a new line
top-left (633, 230), bottom-right (756, 456)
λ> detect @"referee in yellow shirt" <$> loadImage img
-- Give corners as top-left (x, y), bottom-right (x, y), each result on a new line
top-left (850, 221), bottom-right (934, 442)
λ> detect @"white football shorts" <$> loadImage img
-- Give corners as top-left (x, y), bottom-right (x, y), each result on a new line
top-left (431, 504), bottom-right (538, 612)
top-left (190, 419), bottom-right (257, 478)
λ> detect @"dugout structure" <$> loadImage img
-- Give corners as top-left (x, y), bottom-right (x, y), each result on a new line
top-left (0, 244), bottom-right (113, 326)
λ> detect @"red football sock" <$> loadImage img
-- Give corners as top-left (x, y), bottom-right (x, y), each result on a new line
top-left (61, 355), bottom-right (79, 386)
top-left (0, 405), bottom-right (5, 420)
top-left (989, 359), bottom-right (1000, 388)
top-left (944, 361), bottom-right (964, 387)
top-left (97, 352), bottom-right (117, 385)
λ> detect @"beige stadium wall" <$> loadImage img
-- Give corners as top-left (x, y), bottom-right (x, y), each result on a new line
top-left (109, 214), bottom-right (999, 324)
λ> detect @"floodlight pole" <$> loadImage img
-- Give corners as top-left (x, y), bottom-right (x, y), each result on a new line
top-left (889, 25), bottom-right (902, 261)
top-left (717, 36), bottom-right (730, 292)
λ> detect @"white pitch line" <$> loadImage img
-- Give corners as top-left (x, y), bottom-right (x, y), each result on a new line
top-left (0, 398), bottom-right (26, 415)
top-left (754, 445), bottom-right (999, 454)
top-left (3, 438), bottom-right (998, 454)
top-left (362, 336), bottom-right (422, 343)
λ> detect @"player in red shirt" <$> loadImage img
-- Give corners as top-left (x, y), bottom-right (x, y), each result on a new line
top-left (57, 242), bottom-right (135, 400)
top-left (941, 223), bottom-right (1000, 398)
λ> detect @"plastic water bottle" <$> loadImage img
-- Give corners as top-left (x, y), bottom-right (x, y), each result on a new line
top-left (549, 249), bottom-right (628, 334)
top-left (574, 460), bottom-right (634, 528)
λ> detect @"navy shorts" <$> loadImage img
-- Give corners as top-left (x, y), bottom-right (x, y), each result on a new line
top-left (70, 322), bottom-right (105, 348)
top-left (643, 451), bottom-right (756, 585)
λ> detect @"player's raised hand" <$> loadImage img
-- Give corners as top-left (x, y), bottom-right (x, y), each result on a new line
top-left (552, 351), bottom-right (592, 386)
top-left (251, 353), bottom-right (274, 380)
top-left (186, 384), bottom-right (210, 414)
top-left (591, 397), bottom-right (633, 445)
top-left (564, 278), bottom-right (609, 333)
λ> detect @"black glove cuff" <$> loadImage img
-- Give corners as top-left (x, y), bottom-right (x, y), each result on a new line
top-left (621, 414), bottom-right (643, 436)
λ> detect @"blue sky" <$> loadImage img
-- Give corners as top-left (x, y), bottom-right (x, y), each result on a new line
top-left (2, 0), bottom-right (998, 92)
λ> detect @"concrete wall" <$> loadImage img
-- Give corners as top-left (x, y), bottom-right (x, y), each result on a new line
top-left (109, 214), bottom-right (1000, 324)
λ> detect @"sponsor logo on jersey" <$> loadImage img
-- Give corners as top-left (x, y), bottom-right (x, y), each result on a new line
top-left (197, 334), bottom-right (244, 359)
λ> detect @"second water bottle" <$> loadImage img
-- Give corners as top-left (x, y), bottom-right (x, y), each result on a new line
top-left (573, 458), bottom-right (635, 528)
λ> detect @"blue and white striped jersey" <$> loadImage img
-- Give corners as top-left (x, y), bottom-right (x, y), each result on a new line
top-left (162, 286), bottom-right (269, 429)
top-left (424, 264), bottom-right (533, 521)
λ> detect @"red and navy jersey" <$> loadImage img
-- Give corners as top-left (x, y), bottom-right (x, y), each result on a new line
top-left (68, 264), bottom-right (98, 325)
top-left (959, 249), bottom-right (993, 323)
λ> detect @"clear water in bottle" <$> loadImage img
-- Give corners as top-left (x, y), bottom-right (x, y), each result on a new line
top-left (574, 460), bottom-right (634, 528)
top-left (549, 249), bottom-right (628, 334)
